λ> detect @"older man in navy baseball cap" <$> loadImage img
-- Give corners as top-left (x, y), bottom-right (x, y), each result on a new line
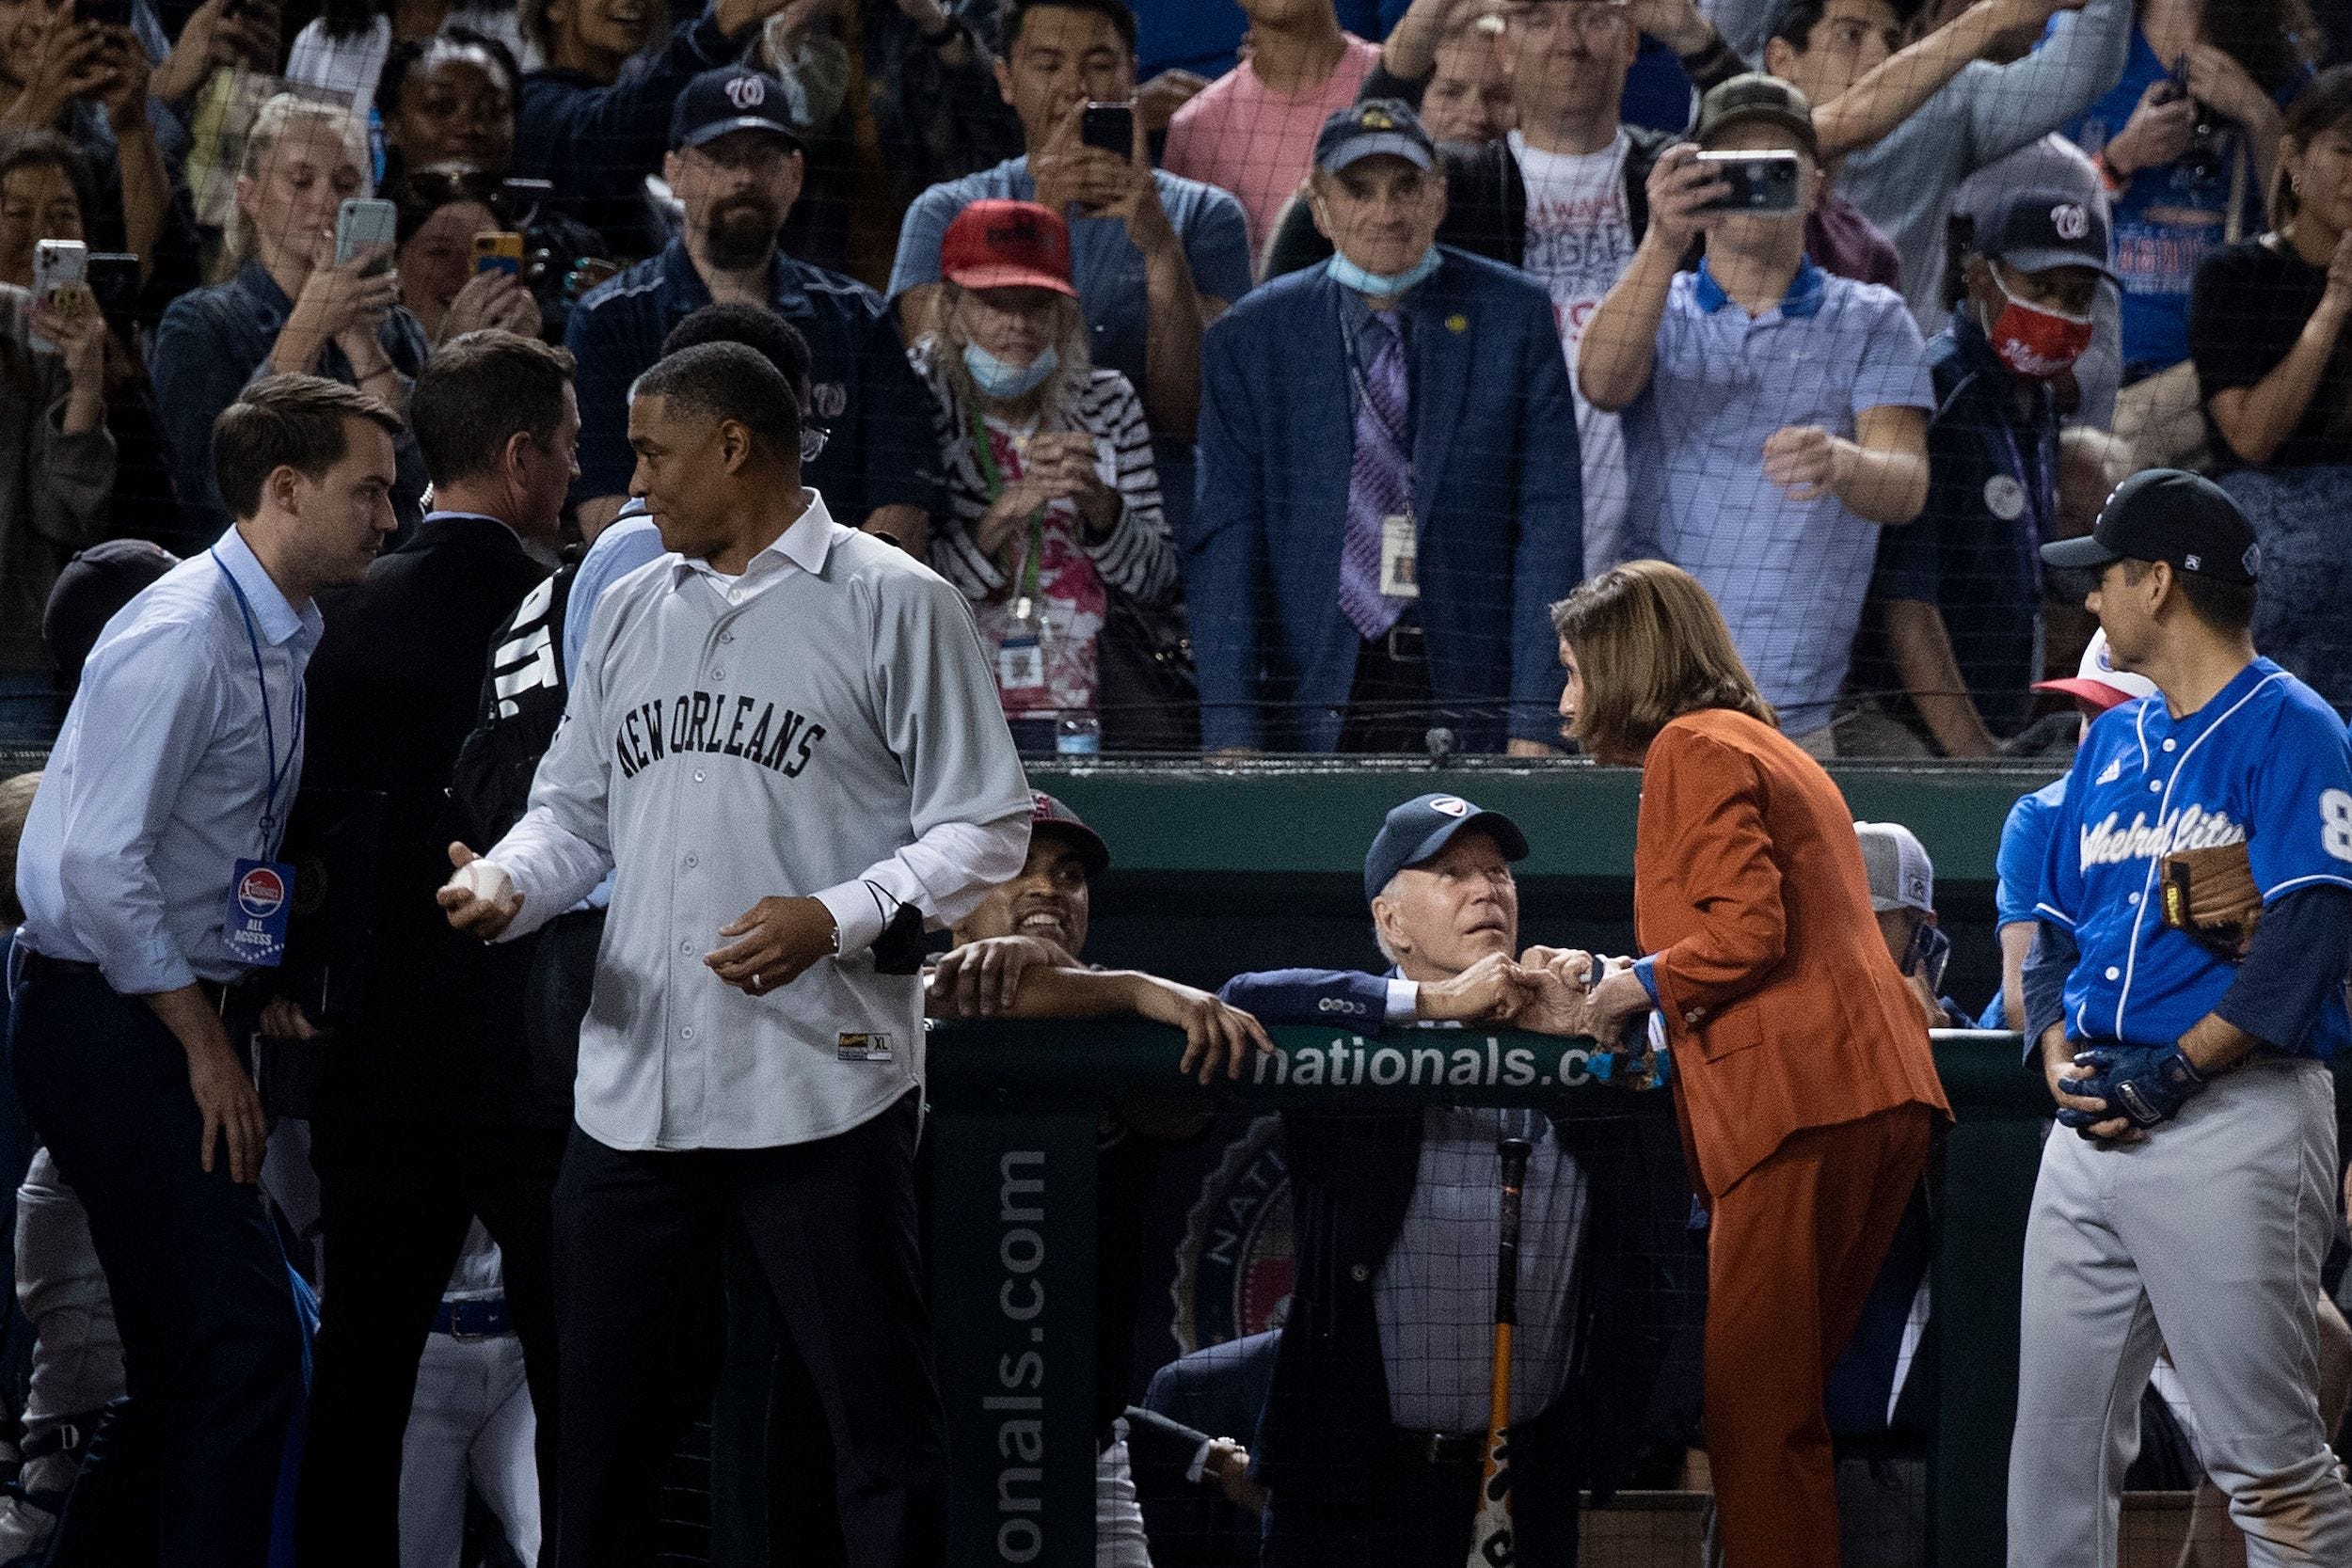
top-left (1211, 789), bottom-right (1677, 1567)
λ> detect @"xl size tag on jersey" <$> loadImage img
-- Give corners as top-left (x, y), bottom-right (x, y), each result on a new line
top-left (1379, 514), bottom-right (1420, 598)
top-left (998, 635), bottom-right (1045, 690)
top-left (225, 858), bottom-right (294, 968)
top-left (837, 1031), bottom-right (895, 1064)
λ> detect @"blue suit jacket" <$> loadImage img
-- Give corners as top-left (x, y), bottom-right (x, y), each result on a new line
top-left (1187, 249), bottom-right (1584, 752)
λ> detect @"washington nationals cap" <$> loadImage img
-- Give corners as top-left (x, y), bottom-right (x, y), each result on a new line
top-left (1029, 791), bottom-right (1109, 876)
top-left (940, 200), bottom-right (1077, 297)
top-left (2031, 629), bottom-right (2159, 712)
top-left (1363, 792), bottom-right (1529, 905)
top-left (44, 537), bottom-right (178, 688)
top-left (1694, 72), bottom-right (1819, 160)
top-left (1314, 100), bottom-right (1436, 175)
top-left (1855, 821), bottom-right (1934, 915)
top-left (2041, 468), bottom-right (2260, 584)
top-left (1967, 184), bottom-right (2116, 281)
top-left (670, 67), bottom-right (803, 153)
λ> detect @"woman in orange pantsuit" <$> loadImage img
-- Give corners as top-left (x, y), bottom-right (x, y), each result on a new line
top-left (1550, 562), bottom-right (1951, 1568)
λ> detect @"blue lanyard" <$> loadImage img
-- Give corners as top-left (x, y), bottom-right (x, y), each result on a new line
top-left (210, 549), bottom-right (305, 855)
top-left (1995, 410), bottom-right (2055, 548)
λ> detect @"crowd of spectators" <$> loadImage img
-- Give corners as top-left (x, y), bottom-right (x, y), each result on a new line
top-left (6, 0), bottom-right (2352, 1551)
top-left (4, 0), bottom-right (2351, 756)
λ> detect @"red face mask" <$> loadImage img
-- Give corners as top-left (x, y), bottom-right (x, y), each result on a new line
top-left (1982, 268), bottom-right (2094, 379)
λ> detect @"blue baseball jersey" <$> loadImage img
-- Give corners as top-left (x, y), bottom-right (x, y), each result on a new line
top-left (2034, 658), bottom-right (2352, 1057)
top-left (1998, 777), bottom-right (2069, 931)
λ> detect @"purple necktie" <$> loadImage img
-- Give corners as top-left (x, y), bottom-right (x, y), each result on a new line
top-left (1339, 311), bottom-right (1411, 641)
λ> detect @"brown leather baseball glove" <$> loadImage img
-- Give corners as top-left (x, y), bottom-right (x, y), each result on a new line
top-left (2159, 843), bottom-right (2263, 960)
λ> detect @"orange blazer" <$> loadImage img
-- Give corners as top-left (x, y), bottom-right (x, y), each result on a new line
top-left (1632, 708), bottom-right (1951, 1198)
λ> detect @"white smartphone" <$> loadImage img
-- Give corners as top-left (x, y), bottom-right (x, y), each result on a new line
top-left (29, 240), bottom-right (87, 351)
top-left (334, 197), bottom-right (398, 271)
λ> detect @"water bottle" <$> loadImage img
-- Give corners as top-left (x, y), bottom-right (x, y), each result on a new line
top-left (1056, 713), bottom-right (1102, 756)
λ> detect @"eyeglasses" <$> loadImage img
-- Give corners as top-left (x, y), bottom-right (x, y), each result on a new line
top-left (800, 423), bottom-right (830, 465)
top-left (1514, 0), bottom-right (1630, 33)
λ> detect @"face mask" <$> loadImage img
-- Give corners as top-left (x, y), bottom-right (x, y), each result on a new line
top-left (1326, 245), bottom-right (1441, 299)
top-left (1980, 266), bottom-right (2094, 379)
top-left (962, 341), bottom-right (1059, 401)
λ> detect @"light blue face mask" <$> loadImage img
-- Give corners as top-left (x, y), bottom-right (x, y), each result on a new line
top-left (1326, 245), bottom-right (1440, 298)
top-left (963, 341), bottom-right (1060, 401)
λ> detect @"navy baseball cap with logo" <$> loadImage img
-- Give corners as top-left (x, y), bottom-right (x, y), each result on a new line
top-left (1363, 793), bottom-right (1530, 905)
top-left (1968, 184), bottom-right (2117, 281)
top-left (1030, 791), bottom-right (1110, 876)
top-left (1314, 99), bottom-right (1435, 175)
top-left (670, 66), bottom-right (802, 153)
top-left (2042, 467), bottom-right (2261, 585)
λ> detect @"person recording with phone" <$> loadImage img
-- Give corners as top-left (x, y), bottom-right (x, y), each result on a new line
top-left (0, 255), bottom-right (113, 746)
top-left (152, 94), bottom-right (432, 540)
top-left (2063, 0), bottom-right (2317, 385)
top-left (0, 0), bottom-right (172, 295)
top-left (890, 0), bottom-right (1253, 542)
top-left (388, 168), bottom-right (542, 344)
top-left (1579, 75), bottom-right (1931, 752)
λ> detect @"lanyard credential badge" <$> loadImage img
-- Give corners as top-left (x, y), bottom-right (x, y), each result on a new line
top-left (226, 857), bottom-right (294, 967)
top-left (212, 546), bottom-right (303, 967)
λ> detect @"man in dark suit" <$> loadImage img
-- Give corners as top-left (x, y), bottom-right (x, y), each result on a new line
top-left (1130, 1329), bottom-right (1281, 1568)
top-left (1216, 792), bottom-right (1698, 1568)
top-left (277, 329), bottom-right (582, 1563)
top-left (1187, 101), bottom-right (1582, 756)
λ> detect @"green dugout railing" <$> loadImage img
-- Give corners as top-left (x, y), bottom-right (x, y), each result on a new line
top-left (924, 1022), bottom-right (2058, 1567)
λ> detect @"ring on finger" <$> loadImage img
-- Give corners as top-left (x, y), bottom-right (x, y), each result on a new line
top-left (753, 972), bottom-right (763, 989)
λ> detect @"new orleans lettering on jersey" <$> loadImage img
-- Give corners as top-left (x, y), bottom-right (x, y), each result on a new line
top-left (611, 689), bottom-right (827, 780)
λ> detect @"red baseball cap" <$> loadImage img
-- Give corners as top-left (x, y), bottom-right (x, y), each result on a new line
top-left (940, 200), bottom-right (1077, 296)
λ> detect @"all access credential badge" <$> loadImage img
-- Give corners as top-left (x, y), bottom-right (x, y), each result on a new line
top-left (837, 1032), bottom-right (895, 1063)
top-left (225, 858), bottom-right (294, 967)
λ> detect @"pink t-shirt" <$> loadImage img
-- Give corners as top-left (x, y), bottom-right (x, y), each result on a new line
top-left (1162, 35), bottom-right (1380, 265)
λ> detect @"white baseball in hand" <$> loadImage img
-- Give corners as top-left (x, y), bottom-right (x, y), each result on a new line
top-left (450, 859), bottom-right (514, 904)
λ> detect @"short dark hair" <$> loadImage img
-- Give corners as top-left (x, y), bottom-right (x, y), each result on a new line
top-left (1768, 0), bottom-right (1912, 51)
top-left (410, 330), bottom-right (576, 488)
top-left (379, 26), bottom-right (521, 122)
top-left (630, 341), bottom-right (802, 462)
top-left (1005, 0), bottom-right (1136, 56)
top-left (660, 302), bottom-right (812, 392)
top-left (212, 374), bottom-right (404, 522)
top-left (2120, 558), bottom-right (2258, 636)
top-left (0, 131), bottom-right (94, 229)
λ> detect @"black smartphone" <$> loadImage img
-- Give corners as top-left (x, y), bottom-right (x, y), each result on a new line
top-left (85, 252), bottom-right (140, 316)
top-left (1694, 150), bottom-right (1803, 215)
top-left (1080, 101), bottom-right (1135, 158)
top-left (73, 0), bottom-right (133, 27)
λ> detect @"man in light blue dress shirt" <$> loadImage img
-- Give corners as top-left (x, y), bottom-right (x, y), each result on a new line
top-left (9, 373), bottom-right (401, 1567)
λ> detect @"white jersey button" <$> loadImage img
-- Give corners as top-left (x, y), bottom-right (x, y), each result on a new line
top-left (684, 853), bottom-right (698, 869)
top-left (2163, 738), bottom-right (2177, 752)
top-left (2105, 966), bottom-right (2121, 980)
top-left (2128, 892), bottom-right (2140, 906)
top-left (694, 769), bottom-right (707, 782)
top-left (2149, 781), bottom-right (2161, 792)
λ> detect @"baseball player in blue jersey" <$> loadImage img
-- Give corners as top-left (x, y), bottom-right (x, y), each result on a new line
top-left (2010, 469), bottom-right (2352, 1566)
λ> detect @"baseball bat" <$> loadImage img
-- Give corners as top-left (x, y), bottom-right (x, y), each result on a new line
top-left (1467, 1134), bottom-right (1534, 1568)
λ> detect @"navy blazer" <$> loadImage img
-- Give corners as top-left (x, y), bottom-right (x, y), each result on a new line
top-left (1187, 247), bottom-right (1583, 752)
top-left (1213, 967), bottom-right (1699, 1509)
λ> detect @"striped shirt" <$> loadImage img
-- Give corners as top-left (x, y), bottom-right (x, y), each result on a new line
top-left (911, 341), bottom-right (1177, 719)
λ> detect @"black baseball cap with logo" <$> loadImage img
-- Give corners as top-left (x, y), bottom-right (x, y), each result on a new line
top-left (1314, 99), bottom-right (1436, 174)
top-left (2041, 467), bottom-right (2261, 585)
top-left (670, 66), bottom-right (803, 153)
top-left (1968, 184), bottom-right (2117, 281)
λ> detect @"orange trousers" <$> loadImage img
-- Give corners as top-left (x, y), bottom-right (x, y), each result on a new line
top-left (1703, 1102), bottom-right (1935, 1568)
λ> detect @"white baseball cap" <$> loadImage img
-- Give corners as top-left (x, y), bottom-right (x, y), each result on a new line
top-left (2031, 630), bottom-right (2159, 713)
top-left (1855, 821), bottom-right (1934, 915)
